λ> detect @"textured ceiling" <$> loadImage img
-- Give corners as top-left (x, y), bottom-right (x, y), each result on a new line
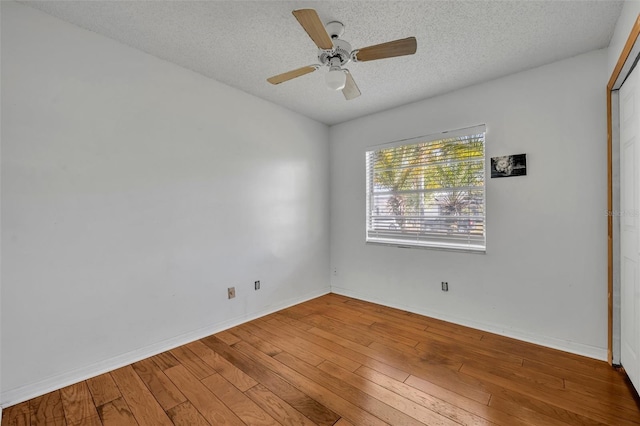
top-left (21, 1), bottom-right (623, 125)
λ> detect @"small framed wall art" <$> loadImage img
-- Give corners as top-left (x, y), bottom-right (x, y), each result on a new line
top-left (491, 154), bottom-right (527, 178)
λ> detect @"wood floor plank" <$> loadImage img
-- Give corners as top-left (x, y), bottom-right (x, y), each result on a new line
top-left (202, 335), bottom-right (341, 426)
top-left (150, 352), bottom-right (180, 370)
top-left (424, 324), bottom-right (486, 343)
top-left (29, 390), bottom-right (65, 424)
top-left (322, 293), bottom-right (352, 303)
top-left (343, 297), bottom-right (487, 342)
top-left (96, 397), bottom-right (137, 426)
top-left (368, 340), bottom-right (462, 371)
top-left (470, 372), bottom-right (612, 425)
top-left (301, 314), bottom-right (375, 347)
top-left (245, 320), bottom-right (362, 372)
top-left (367, 340), bottom-right (493, 404)
top-left (131, 357), bottom-right (186, 410)
top-left (460, 364), bottom-right (640, 426)
top-left (564, 377), bottom-right (640, 411)
top-left (271, 312), bottom-right (314, 331)
top-left (312, 314), bottom-right (410, 348)
top-left (201, 373), bottom-right (280, 425)
top-left (333, 420), bottom-right (355, 426)
top-left (59, 382), bottom-right (99, 425)
top-left (166, 401), bottom-right (211, 426)
top-left (110, 365), bottom-right (173, 426)
top-left (266, 317), bottom-right (409, 381)
top-left (270, 350), bottom-right (428, 426)
top-left (347, 298), bottom-right (485, 341)
top-left (315, 307), bottom-right (423, 350)
top-left (169, 345), bottom-right (216, 380)
top-left (523, 357), bottom-right (631, 395)
top-left (403, 373), bottom-right (549, 426)
top-left (2, 401), bottom-right (31, 426)
top-left (353, 365), bottom-right (506, 426)
top-left (481, 332), bottom-right (614, 374)
top-left (278, 303), bottom-right (318, 320)
top-left (164, 365), bottom-right (244, 426)
top-left (31, 418), bottom-right (66, 426)
top-left (376, 321), bottom-right (524, 366)
top-left (74, 415), bottom-right (101, 426)
top-left (307, 299), bottom-right (377, 328)
top-left (360, 311), bottom-right (432, 334)
top-left (310, 324), bottom-right (490, 405)
top-left (420, 317), bottom-right (485, 341)
top-left (245, 384), bottom-right (319, 426)
top-left (460, 363), bottom-right (640, 425)
top-left (487, 394), bottom-right (593, 426)
top-left (412, 340), bottom-right (522, 376)
top-left (346, 299), bottom-right (484, 343)
top-left (214, 330), bottom-right (242, 346)
top-left (228, 324), bottom-right (283, 356)
top-left (238, 321), bottom-right (325, 366)
top-left (342, 299), bottom-right (430, 331)
top-left (232, 339), bottom-right (387, 426)
top-left (86, 374), bottom-right (121, 407)
top-left (5, 294), bottom-right (638, 426)
top-left (185, 340), bottom-right (258, 392)
top-left (459, 358), bottom-right (565, 390)
top-left (310, 358), bottom-right (461, 426)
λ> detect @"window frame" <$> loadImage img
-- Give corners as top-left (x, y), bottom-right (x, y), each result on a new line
top-left (365, 124), bottom-right (487, 253)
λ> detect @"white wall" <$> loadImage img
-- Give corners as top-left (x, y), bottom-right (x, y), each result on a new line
top-left (1, 1), bottom-right (330, 405)
top-left (330, 49), bottom-right (609, 360)
top-left (608, 0), bottom-right (640, 76)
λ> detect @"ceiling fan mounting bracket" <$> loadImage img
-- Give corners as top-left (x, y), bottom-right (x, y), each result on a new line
top-left (325, 21), bottom-right (345, 39)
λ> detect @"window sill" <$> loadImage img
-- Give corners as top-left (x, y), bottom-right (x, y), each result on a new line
top-left (365, 240), bottom-right (486, 254)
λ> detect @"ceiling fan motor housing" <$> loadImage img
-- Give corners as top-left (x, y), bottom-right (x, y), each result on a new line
top-left (318, 38), bottom-right (352, 67)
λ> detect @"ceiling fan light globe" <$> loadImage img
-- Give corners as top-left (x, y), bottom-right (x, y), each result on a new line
top-left (325, 69), bottom-right (347, 91)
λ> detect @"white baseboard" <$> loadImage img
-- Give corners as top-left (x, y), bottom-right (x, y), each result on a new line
top-left (2, 285), bottom-right (607, 409)
top-left (0, 287), bottom-right (330, 408)
top-left (331, 287), bottom-right (608, 362)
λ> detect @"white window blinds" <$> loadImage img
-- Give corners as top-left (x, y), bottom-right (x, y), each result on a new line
top-left (366, 125), bottom-right (486, 252)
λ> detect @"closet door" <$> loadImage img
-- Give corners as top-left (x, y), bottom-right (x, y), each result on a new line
top-left (620, 63), bottom-right (640, 393)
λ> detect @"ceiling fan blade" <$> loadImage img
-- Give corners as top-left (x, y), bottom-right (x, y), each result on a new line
top-left (267, 66), bottom-right (318, 85)
top-left (354, 37), bottom-right (417, 62)
top-left (292, 9), bottom-right (333, 50)
top-left (342, 70), bottom-right (361, 100)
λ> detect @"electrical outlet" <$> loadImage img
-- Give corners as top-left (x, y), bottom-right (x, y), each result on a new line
top-left (441, 281), bottom-right (449, 292)
top-left (254, 280), bottom-right (260, 290)
top-left (228, 287), bottom-right (235, 299)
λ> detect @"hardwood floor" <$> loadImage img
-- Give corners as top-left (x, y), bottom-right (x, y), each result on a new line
top-left (2, 293), bottom-right (639, 425)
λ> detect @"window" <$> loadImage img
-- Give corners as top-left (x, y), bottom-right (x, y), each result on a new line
top-left (365, 125), bottom-right (486, 252)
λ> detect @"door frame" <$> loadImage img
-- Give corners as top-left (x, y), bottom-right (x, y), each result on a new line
top-left (608, 14), bottom-right (640, 365)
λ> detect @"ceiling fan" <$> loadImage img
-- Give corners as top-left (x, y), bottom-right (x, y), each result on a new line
top-left (267, 9), bottom-right (417, 100)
